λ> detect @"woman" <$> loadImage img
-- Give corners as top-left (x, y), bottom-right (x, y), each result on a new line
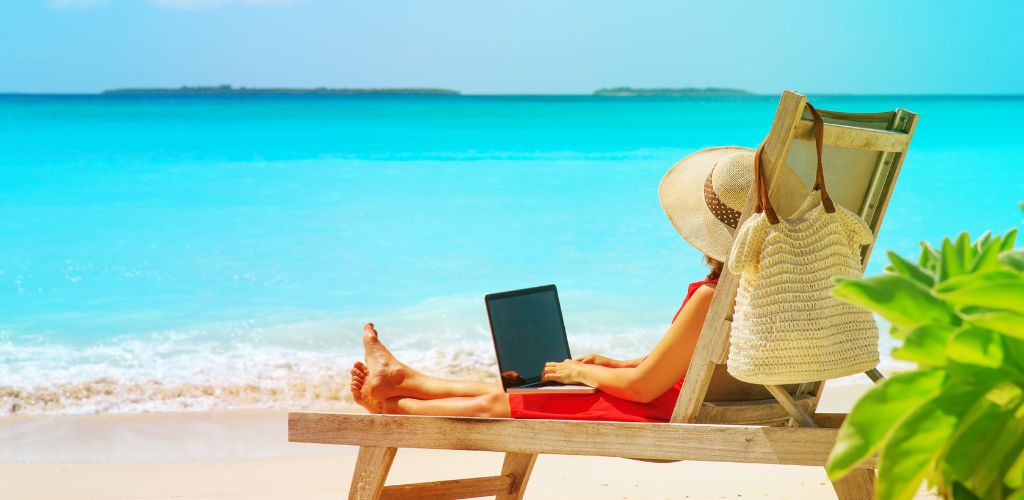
top-left (350, 146), bottom-right (755, 422)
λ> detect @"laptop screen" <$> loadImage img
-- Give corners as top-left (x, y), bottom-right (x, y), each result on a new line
top-left (485, 285), bottom-right (571, 390)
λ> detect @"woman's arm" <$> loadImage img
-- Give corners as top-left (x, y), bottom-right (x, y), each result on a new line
top-left (542, 285), bottom-right (715, 403)
top-left (574, 354), bottom-right (646, 368)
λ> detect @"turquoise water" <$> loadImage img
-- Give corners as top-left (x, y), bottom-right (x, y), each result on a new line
top-left (1, 95), bottom-right (1022, 413)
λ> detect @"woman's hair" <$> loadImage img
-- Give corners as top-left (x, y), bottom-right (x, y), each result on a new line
top-left (705, 254), bottom-right (724, 280)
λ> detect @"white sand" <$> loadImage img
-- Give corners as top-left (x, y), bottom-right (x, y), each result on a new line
top-left (0, 381), bottom-right (938, 499)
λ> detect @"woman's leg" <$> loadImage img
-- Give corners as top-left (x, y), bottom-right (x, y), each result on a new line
top-left (357, 323), bottom-right (502, 401)
top-left (350, 364), bottom-right (511, 417)
top-left (384, 393), bottom-right (511, 418)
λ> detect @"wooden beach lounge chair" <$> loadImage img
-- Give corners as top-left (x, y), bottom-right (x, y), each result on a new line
top-left (288, 90), bottom-right (919, 499)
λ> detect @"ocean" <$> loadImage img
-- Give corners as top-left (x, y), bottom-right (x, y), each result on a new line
top-left (1, 94), bottom-right (1022, 414)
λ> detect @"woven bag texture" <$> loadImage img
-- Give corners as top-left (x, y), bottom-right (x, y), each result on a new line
top-left (726, 191), bottom-right (880, 384)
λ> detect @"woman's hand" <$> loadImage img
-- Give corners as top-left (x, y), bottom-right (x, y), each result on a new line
top-left (541, 359), bottom-right (585, 384)
top-left (575, 354), bottom-right (621, 368)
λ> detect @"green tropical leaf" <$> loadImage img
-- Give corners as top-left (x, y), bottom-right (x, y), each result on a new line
top-left (933, 270), bottom-right (1023, 294)
top-left (893, 324), bottom-right (952, 367)
top-left (943, 388), bottom-right (1024, 499)
top-left (971, 233), bottom-right (1008, 273)
top-left (887, 250), bottom-right (936, 287)
top-left (1007, 438), bottom-right (1024, 489)
top-left (939, 232), bottom-right (974, 282)
top-left (920, 242), bottom-right (940, 272)
top-left (975, 231), bottom-right (993, 250)
top-left (1002, 227), bottom-right (1019, 252)
top-left (947, 326), bottom-right (1005, 369)
top-left (877, 386), bottom-right (986, 500)
top-left (1001, 250), bottom-right (1024, 273)
top-left (833, 274), bottom-right (956, 330)
top-left (1004, 337), bottom-right (1024, 373)
top-left (959, 307), bottom-right (1024, 340)
top-left (950, 481), bottom-right (982, 500)
top-left (826, 369), bottom-right (947, 480)
top-left (938, 280), bottom-right (1024, 315)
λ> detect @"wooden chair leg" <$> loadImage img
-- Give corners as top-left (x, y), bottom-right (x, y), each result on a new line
top-left (831, 467), bottom-right (875, 500)
top-left (865, 368), bottom-right (885, 384)
top-left (349, 446), bottom-right (398, 500)
top-left (765, 385), bottom-right (818, 428)
top-left (496, 452), bottom-right (537, 500)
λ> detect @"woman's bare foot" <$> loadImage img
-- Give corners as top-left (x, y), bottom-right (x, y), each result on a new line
top-left (361, 322), bottom-right (412, 401)
top-left (349, 362), bottom-right (384, 414)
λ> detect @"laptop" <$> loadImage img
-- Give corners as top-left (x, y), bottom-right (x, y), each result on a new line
top-left (484, 284), bottom-right (596, 395)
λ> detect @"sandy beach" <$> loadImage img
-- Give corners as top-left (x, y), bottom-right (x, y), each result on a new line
top-left (0, 381), bottom-right (939, 499)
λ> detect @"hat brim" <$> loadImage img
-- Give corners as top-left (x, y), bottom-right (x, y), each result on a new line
top-left (659, 146), bottom-right (753, 263)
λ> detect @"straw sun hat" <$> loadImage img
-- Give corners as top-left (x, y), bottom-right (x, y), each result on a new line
top-left (659, 146), bottom-right (755, 263)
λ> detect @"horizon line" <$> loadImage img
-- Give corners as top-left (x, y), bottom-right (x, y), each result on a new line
top-left (2, 91), bottom-right (1024, 97)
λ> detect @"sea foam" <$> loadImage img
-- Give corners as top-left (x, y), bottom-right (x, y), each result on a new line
top-left (0, 306), bottom-right (904, 415)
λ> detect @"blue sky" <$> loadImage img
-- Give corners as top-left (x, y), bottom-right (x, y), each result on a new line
top-left (1, 0), bottom-right (1021, 94)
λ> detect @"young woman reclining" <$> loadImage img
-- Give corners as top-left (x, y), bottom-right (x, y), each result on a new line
top-left (349, 147), bottom-right (752, 423)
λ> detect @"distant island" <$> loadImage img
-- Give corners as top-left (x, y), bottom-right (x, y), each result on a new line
top-left (101, 85), bottom-right (460, 95)
top-left (592, 87), bottom-right (753, 96)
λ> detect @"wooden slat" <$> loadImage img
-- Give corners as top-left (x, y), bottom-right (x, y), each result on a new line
top-left (289, 412), bottom-right (875, 468)
top-left (694, 395), bottom-right (816, 425)
top-left (350, 446), bottom-right (397, 500)
top-left (380, 475), bottom-right (513, 500)
top-left (859, 109), bottom-right (919, 265)
top-left (794, 119), bottom-right (910, 152)
top-left (812, 413), bottom-right (847, 429)
top-left (816, 109), bottom-right (895, 127)
top-left (858, 148), bottom-right (898, 231)
top-left (762, 91), bottom-right (809, 176)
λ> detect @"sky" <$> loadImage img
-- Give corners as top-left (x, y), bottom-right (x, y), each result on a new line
top-left (1, 0), bottom-right (1022, 94)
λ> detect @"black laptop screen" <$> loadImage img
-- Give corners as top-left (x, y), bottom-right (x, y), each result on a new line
top-left (485, 285), bottom-right (571, 389)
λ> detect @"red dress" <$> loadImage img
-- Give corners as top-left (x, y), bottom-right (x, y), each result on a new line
top-left (508, 278), bottom-right (717, 423)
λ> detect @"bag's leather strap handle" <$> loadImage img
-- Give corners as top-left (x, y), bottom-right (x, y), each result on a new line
top-left (754, 102), bottom-right (835, 225)
top-left (753, 142), bottom-right (778, 224)
top-left (806, 103), bottom-right (836, 213)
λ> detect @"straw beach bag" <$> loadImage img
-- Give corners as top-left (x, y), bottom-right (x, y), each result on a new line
top-left (726, 104), bottom-right (880, 385)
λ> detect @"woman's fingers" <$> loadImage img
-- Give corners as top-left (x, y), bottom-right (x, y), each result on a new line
top-left (541, 363), bottom-right (561, 382)
top-left (576, 354), bottom-right (604, 365)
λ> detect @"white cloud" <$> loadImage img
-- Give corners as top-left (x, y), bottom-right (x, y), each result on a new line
top-left (151, 0), bottom-right (301, 10)
top-left (46, 0), bottom-right (109, 10)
